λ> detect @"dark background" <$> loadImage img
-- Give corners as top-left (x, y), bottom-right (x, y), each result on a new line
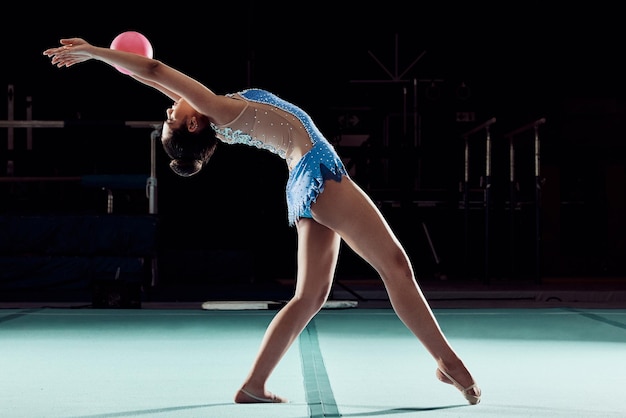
top-left (1, 2), bottom-right (625, 300)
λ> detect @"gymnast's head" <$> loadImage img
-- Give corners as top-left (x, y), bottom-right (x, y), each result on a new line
top-left (161, 99), bottom-right (217, 177)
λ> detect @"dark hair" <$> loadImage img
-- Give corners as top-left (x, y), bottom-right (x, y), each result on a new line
top-left (161, 118), bottom-right (218, 177)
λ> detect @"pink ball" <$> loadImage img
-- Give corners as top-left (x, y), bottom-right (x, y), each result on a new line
top-left (110, 31), bottom-right (153, 75)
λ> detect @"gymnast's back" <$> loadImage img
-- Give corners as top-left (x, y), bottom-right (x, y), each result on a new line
top-left (211, 89), bottom-right (328, 169)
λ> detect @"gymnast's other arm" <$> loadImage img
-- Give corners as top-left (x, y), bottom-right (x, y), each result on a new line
top-left (43, 37), bottom-right (243, 125)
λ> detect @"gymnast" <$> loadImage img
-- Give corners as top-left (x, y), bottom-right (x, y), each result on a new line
top-left (43, 37), bottom-right (481, 405)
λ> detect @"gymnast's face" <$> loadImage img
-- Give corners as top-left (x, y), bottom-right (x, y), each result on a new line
top-left (162, 99), bottom-right (195, 139)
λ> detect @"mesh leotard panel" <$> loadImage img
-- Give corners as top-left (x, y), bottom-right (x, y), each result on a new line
top-left (211, 89), bottom-right (348, 225)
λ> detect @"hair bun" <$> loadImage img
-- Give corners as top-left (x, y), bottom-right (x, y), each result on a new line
top-left (169, 159), bottom-right (203, 177)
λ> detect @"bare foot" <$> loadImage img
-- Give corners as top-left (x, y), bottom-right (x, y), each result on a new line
top-left (234, 388), bottom-right (288, 403)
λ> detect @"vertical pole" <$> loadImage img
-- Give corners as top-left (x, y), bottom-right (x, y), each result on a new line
top-left (509, 136), bottom-right (516, 276)
top-left (7, 84), bottom-right (14, 176)
top-left (148, 128), bottom-right (159, 215)
top-left (484, 126), bottom-right (492, 283)
top-left (148, 127), bottom-right (160, 287)
top-left (413, 78), bottom-right (418, 147)
top-left (413, 78), bottom-right (422, 190)
top-left (534, 124), bottom-right (542, 283)
top-left (463, 136), bottom-right (470, 274)
top-left (26, 96), bottom-right (33, 150)
top-left (402, 86), bottom-right (407, 137)
top-left (106, 189), bottom-right (114, 214)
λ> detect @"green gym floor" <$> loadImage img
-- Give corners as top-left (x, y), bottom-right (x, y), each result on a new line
top-left (1, 306), bottom-right (624, 417)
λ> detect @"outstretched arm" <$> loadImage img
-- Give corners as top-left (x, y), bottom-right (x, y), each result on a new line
top-left (131, 74), bottom-right (181, 102)
top-left (43, 37), bottom-right (240, 124)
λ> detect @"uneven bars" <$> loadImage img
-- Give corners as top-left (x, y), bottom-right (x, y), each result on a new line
top-left (1, 120), bottom-right (162, 215)
top-left (462, 117), bottom-right (496, 138)
top-left (504, 118), bottom-right (546, 138)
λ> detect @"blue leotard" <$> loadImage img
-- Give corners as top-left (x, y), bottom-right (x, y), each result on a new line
top-left (211, 89), bottom-right (348, 226)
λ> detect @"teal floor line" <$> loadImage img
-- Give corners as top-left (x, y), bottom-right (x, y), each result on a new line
top-left (565, 307), bottom-right (626, 330)
top-left (0, 307), bottom-right (43, 324)
top-left (300, 319), bottom-right (340, 418)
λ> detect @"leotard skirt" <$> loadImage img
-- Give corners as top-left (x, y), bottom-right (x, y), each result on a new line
top-left (286, 140), bottom-right (348, 226)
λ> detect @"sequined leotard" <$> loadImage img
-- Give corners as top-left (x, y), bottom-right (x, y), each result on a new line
top-left (210, 89), bottom-right (348, 226)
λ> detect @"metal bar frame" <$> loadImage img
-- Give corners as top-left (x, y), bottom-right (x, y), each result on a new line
top-left (461, 117), bottom-right (496, 282)
top-left (504, 118), bottom-right (546, 283)
top-left (1, 119), bottom-right (162, 215)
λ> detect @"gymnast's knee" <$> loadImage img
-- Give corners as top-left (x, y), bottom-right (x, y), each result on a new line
top-left (378, 249), bottom-right (414, 285)
top-left (291, 288), bottom-right (331, 313)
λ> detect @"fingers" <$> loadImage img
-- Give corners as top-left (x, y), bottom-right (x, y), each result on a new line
top-left (43, 38), bottom-right (78, 56)
top-left (50, 55), bottom-right (79, 68)
top-left (43, 49), bottom-right (73, 67)
top-left (43, 43), bottom-right (69, 55)
top-left (42, 47), bottom-right (63, 57)
top-left (43, 46), bottom-right (73, 61)
top-left (43, 38), bottom-right (88, 68)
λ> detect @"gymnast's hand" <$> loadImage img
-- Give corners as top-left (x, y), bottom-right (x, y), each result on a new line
top-left (43, 38), bottom-right (93, 68)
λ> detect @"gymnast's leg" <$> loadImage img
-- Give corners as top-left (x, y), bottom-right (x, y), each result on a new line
top-left (234, 218), bottom-right (341, 403)
top-left (310, 177), bottom-right (481, 404)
